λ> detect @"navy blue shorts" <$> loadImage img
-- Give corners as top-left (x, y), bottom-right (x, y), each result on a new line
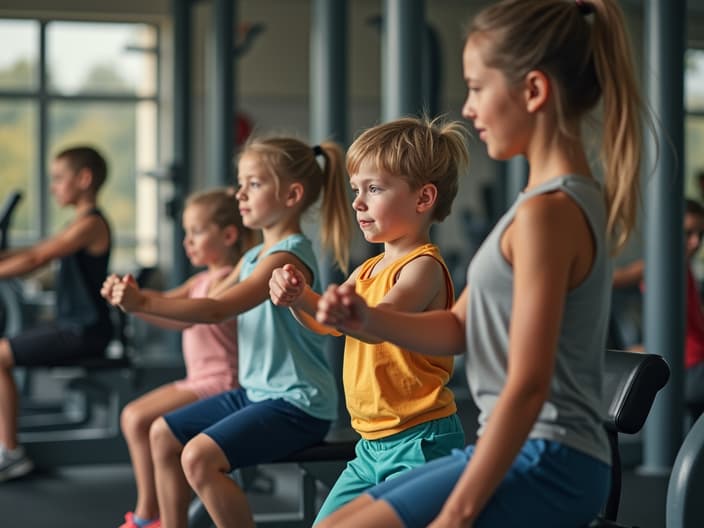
top-left (163, 388), bottom-right (331, 470)
top-left (369, 439), bottom-right (610, 528)
top-left (9, 322), bottom-right (110, 366)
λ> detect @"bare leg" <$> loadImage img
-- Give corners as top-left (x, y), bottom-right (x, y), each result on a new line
top-left (150, 417), bottom-right (192, 528)
top-left (0, 339), bottom-right (18, 449)
top-left (121, 385), bottom-right (197, 520)
top-left (316, 495), bottom-right (404, 528)
top-left (182, 434), bottom-right (254, 528)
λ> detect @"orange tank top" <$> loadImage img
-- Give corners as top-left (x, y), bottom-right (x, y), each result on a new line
top-left (343, 243), bottom-right (457, 439)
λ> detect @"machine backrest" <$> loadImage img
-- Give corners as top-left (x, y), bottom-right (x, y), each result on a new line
top-left (595, 350), bottom-right (670, 524)
top-left (603, 350), bottom-right (670, 435)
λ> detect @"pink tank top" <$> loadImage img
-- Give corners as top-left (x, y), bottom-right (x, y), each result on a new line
top-left (175, 268), bottom-right (238, 397)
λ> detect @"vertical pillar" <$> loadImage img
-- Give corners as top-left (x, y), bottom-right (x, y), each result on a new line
top-left (170, 0), bottom-right (192, 287)
top-left (310, 0), bottom-right (351, 435)
top-left (211, 0), bottom-right (235, 187)
top-left (38, 21), bottom-right (48, 238)
top-left (381, 0), bottom-right (424, 122)
top-left (506, 157), bottom-right (528, 206)
top-left (642, 0), bottom-right (686, 472)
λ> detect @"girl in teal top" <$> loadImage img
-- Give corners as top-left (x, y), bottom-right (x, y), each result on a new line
top-left (103, 136), bottom-right (352, 528)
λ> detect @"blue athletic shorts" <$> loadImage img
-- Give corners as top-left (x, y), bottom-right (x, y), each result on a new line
top-left (368, 439), bottom-right (610, 527)
top-left (163, 388), bottom-right (331, 470)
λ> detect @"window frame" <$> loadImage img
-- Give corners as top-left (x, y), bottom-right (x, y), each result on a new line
top-left (0, 16), bottom-right (160, 264)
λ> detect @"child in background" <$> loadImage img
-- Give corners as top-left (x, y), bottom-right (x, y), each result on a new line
top-left (269, 116), bottom-right (470, 523)
top-left (102, 188), bottom-right (257, 528)
top-left (0, 146), bottom-right (111, 482)
top-left (314, 0), bottom-right (647, 526)
top-left (613, 198), bottom-right (704, 424)
top-left (103, 136), bottom-right (352, 527)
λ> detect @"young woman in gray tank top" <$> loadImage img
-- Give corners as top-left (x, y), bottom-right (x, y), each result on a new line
top-left (313, 1), bottom-right (649, 527)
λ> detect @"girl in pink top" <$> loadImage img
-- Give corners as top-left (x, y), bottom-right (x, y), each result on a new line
top-left (101, 188), bottom-right (258, 528)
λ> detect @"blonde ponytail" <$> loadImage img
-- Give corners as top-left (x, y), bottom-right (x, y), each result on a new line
top-left (318, 141), bottom-right (353, 274)
top-left (590, 0), bottom-right (646, 250)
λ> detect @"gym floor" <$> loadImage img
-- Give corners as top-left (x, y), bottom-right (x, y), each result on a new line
top-left (3, 357), bottom-right (671, 527)
top-left (0, 462), bottom-right (314, 527)
top-left (0, 457), bottom-right (669, 528)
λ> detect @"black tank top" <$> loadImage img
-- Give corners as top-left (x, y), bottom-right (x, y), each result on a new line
top-left (55, 208), bottom-right (112, 337)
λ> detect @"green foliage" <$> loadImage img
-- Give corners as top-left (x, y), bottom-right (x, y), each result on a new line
top-left (0, 59), bottom-right (34, 90)
top-left (1, 59), bottom-right (148, 246)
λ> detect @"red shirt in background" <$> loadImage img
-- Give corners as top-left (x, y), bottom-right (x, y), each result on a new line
top-left (685, 268), bottom-right (704, 368)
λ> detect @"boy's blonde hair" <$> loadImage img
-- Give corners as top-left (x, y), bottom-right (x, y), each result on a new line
top-left (239, 136), bottom-right (353, 273)
top-left (346, 116), bottom-right (470, 222)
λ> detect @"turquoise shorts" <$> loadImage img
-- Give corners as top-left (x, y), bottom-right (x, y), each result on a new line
top-left (370, 439), bottom-right (610, 527)
top-left (313, 414), bottom-right (465, 524)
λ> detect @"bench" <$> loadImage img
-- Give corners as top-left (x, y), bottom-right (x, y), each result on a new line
top-left (188, 349), bottom-right (669, 527)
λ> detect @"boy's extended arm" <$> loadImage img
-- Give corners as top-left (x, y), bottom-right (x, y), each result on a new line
top-left (270, 263), bottom-right (345, 336)
top-left (0, 214), bottom-right (102, 279)
top-left (270, 263), bottom-right (385, 340)
top-left (316, 255), bottom-right (467, 351)
top-left (319, 286), bottom-right (468, 354)
top-left (289, 286), bottom-right (342, 336)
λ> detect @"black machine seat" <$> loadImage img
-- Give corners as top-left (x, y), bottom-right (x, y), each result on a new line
top-left (590, 350), bottom-right (670, 527)
top-left (273, 438), bottom-right (357, 465)
top-left (604, 350), bottom-right (670, 436)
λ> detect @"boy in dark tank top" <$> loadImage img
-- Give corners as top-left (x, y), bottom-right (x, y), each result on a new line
top-left (0, 145), bottom-right (111, 482)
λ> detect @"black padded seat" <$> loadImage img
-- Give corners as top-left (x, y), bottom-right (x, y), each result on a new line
top-left (589, 350), bottom-right (670, 527)
top-left (274, 439), bottom-right (357, 464)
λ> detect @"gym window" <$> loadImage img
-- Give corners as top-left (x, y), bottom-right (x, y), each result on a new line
top-left (686, 48), bottom-right (704, 198)
top-left (0, 17), bottom-right (159, 270)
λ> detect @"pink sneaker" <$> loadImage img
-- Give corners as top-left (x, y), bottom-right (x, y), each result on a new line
top-left (118, 511), bottom-right (161, 528)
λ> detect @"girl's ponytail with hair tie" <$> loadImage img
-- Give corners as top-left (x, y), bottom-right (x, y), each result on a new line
top-left (312, 145), bottom-right (324, 157)
top-left (575, 0), bottom-right (594, 15)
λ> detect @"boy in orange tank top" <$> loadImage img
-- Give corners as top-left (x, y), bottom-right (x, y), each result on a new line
top-left (269, 116), bottom-right (470, 523)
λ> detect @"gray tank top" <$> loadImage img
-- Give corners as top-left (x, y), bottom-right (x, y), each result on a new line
top-left (466, 174), bottom-right (611, 464)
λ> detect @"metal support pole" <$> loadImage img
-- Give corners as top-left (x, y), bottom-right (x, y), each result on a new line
top-left (310, 0), bottom-right (350, 434)
top-left (311, 0), bottom-right (347, 146)
top-left (170, 0), bottom-right (191, 286)
top-left (381, 0), bottom-right (424, 122)
top-left (211, 0), bottom-right (235, 187)
top-left (506, 157), bottom-right (528, 207)
top-left (642, 0), bottom-right (686, 473)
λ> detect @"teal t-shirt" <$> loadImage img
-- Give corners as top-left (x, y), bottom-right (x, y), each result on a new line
top-left (237, 234), bottom-right (338, 421)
